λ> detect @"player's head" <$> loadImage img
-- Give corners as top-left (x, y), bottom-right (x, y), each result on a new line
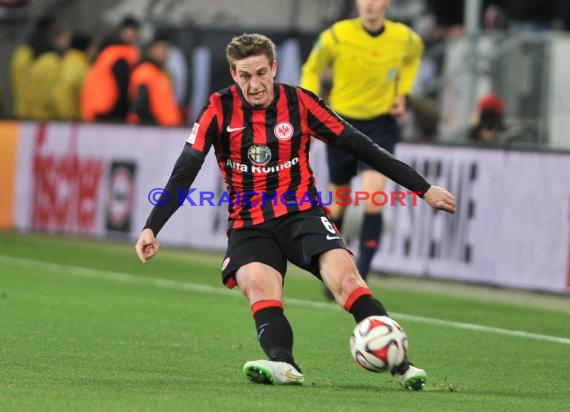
top-left (49, 20), bottom-right (72, 52)
top-left (119, 16), bottom-right (141, 45)
top-left (226, 33), bottom-right (278, 109)
top-left (355, 0), bottom-right (391, 25)
top-left (145, 29), bottom-right (171, 66)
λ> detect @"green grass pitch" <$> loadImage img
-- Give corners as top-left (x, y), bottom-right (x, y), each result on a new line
top-left (1, 231), bottom-right (569, 411)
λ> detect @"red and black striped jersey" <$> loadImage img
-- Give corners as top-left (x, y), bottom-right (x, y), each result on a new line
top-left (144, 82), bottom-right (430, 235)
top-left (186, 82), bottom-right (349, 229)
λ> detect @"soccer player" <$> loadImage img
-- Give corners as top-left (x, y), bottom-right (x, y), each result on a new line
top-left (300, 0), bottom-right (425, 291)
top-left (135, 33), bottom-right (455, 390)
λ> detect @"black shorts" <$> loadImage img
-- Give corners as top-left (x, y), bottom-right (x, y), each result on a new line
top-left (221, 207), bottom-right (350, 288)
top-left (328, 114), bottom-right (401, 185)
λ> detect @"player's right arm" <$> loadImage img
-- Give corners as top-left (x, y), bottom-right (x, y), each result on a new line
top-left (135, 228), bottom-right (160, 263)
top-left (135, 145), bottom-right (206, 263)
top-left (135, 97), bottom-right (221, 263)
top-left (300, 29), bottom-right (336, 95)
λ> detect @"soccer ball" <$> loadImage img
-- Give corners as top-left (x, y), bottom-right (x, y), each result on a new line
top-left (350, 315), bottom-right (408, 373)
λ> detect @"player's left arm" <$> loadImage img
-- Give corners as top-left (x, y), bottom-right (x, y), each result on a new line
top-left (337, 127), bottom-right (455, 213)
top-left (299, 87), bottom-right (455, 213)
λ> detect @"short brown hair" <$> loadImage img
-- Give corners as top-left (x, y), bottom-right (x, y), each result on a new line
top-left (225, 33), bottom-right (276, 70)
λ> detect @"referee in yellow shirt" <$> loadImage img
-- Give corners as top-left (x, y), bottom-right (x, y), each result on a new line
top-left (301, 0), bottom-right (424, 295)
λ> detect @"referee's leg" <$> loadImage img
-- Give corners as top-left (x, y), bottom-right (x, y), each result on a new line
top-left (357, 170), bottom-right (389, 280)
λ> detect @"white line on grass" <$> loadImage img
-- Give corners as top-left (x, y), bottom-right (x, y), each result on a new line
top-left (2, 255), bottom-right (570, 346)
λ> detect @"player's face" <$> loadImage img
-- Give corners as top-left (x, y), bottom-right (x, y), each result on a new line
top-left (355, 0), bottom-right (390, 24)
top-left (231, 54), bottom-right (277, 109)
top-left (121, 27), bottom-right (140, 44)
top-left (149, 41), bottom-right (170, 66)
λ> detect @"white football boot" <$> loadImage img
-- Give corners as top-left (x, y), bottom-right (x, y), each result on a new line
top-left (393, 363), bottom-right (427, 391)
top-left (243, 360), bottom-right (304, 385)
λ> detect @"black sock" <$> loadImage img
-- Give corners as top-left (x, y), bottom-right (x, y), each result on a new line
top-left (254, 307), bottom-right (301, 372)
top-left (348, 294), bottom-right (388, 323)
top-left (357, 212), bottom-right (383, 280)
top-left (392, 360), bottom-right (410, 375)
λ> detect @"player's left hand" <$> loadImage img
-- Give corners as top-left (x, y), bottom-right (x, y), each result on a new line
top-left (423, 186), bottom-right (456, 214)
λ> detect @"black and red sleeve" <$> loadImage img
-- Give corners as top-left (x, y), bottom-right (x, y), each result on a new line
top-left (143, 94), bottom-right (222, 235)
top-left (299, 88), bottom-right (431, 196)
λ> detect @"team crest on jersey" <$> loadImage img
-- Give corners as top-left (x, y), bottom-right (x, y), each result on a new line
top-left (248, 144), bottom-right (272, 165)
top-left (274, 121), bottom-right (294, 141)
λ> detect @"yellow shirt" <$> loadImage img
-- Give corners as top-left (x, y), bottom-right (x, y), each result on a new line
top-left (28, 51), bottom-right (63, 120)
top-left (53, 49), bottom-right (90, 120)
top-left (10, 45), bottom-right (34, 118)
top-left (301, 19), bottom-right (424, 120)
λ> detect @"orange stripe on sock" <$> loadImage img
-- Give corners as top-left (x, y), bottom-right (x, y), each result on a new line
top-left (251, 299), bottom-right (283, 315)
top-left (343, 287), bottom-right (372, 311)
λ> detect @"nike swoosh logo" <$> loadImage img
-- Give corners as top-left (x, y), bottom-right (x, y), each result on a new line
top-left (285, 369), bottom-right (304, 381)
top-left (257, 323), bottom-right (269, 340)
top-left (326, 235), bottom-right (340, 240)
top-left (226, 126), bottom-right (246, 133)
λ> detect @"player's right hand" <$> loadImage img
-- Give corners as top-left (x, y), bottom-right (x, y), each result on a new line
top-left (135, 228), bottom-right (160, 263)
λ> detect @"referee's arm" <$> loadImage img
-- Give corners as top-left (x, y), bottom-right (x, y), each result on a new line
top-left (300, 31), bottom-right (335, 95)
top-left (398, 29), bottom-right (424, 96)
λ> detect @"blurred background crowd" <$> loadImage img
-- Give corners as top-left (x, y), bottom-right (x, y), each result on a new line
top-left (1, 0), bottom-right (570, 148)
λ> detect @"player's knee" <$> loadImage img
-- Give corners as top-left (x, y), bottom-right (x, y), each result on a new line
top-left (236, 263), bottom-right (281, 301)
top-left (364, 197), bottom-right (384, 213)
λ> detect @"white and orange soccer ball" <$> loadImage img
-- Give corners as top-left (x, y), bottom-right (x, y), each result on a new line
top-left (350, 316), bottom-right (408, 373)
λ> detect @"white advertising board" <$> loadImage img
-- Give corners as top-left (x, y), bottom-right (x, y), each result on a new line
top-left (13, 122), bottom-right (228, 251)
top-left (373, 145), bottom-right (570, 292)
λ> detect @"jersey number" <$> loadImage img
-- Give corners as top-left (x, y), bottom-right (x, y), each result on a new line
top-left (321, 216), bottom-right (336, 234)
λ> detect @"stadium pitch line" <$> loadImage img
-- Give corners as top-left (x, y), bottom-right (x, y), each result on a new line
top-left (2, 254), bottom-right (570, 346)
